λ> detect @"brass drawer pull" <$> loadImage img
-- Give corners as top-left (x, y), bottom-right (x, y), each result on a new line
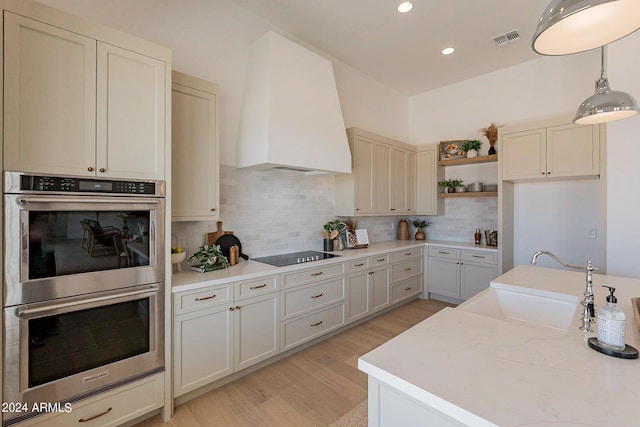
top-left (438, 251), bottom-right (450, 255)
top-left (310, 272), bottom-right (323, 277)
top-left (377, 258), bottom-right (386, 262)
top-left (472, 255), bottom-right (486, 259)
top-left (250, 284), bottom-right (267, 290)
top-left (79, 407), bottom-right (112, 423)
top-left (405, 252), bottom-right (412, 256)
top-left (404, 268), bottom-right (412, 272)
top-left (354, 263), bottom-right (364, 267)
top-left (310, 320), bottom-right (323, 327)
top-left (195, 294), bottom-right (216, 301)
top-left (404, 287), bottom-right (412, 291)
top-left (311, 293), bottom-right (324, 299)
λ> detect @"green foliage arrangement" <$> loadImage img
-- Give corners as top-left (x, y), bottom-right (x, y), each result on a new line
top-left (462, 139), bottom-right (482, 152)
top-left (188, 244), bottom-right (229, 272)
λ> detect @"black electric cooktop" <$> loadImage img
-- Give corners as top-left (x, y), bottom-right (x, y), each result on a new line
top-left (252, 251), bottom-right (339, 267)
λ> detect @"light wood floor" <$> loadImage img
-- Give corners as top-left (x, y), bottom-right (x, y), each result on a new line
top-left (137, 298), bottom-right (455, 427)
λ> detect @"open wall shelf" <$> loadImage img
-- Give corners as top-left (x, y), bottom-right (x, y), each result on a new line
top-left (438, 154), bottom-right (497, 167)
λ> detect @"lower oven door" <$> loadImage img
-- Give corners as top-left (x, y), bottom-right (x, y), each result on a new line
top-left (2, 283), bottom-right (163, 424)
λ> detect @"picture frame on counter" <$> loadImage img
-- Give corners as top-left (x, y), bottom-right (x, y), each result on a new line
top-left (344, 229), bottom-right (369, 249)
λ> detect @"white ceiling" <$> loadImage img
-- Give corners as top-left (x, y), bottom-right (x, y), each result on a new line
top-left (233, 0), bottom-right (552, 96)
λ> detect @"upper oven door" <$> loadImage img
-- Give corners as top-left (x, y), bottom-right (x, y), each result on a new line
top-left (4, 194), bottom-right (165, 306)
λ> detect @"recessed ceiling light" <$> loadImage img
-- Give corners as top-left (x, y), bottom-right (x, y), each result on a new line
top-left (441, 47), bottom-right (455, 55)
top-left (397, 2), bottom-right (414, 13)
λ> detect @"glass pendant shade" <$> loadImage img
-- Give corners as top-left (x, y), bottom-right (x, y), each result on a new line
top-left (573, 47), bottom-right (639, 124)
top-left (532, 0), bottom-right (640, 55)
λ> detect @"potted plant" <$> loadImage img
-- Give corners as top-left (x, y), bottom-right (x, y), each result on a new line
top-left (461, 140), bottom-right (482, 158)
top-left (187, 244), bottom-right (229, 272)
top-left (438, 179), bottom-right (464, 193)
top-left (412, 219), bottom-right (431, 240)
top-left (322, 219), bottom-right (347, 250)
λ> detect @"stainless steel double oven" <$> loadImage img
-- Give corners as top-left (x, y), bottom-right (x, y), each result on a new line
top-left (2, 172), bottom-right (165, 425)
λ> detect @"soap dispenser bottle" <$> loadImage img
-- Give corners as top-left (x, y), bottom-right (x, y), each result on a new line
top-left (597, 285), bottom-right (626, 351)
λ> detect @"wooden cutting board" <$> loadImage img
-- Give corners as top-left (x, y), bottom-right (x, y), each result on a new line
top-left (206, 221), bottom-right (233, 245)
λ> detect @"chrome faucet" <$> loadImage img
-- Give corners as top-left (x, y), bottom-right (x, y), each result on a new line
top-left (530, 250), bottom-right (597, 332)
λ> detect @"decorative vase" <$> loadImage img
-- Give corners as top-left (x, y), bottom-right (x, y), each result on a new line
top-left (415, 228), bottom-right (426, 240)
top-left (171, 252), bottom-right (186, 272)
top-left (332, 237), bottom-right (344, 251)
top-left (397, 219), bottom-right (409, 240)
top-left (466, 149), bottom-right (478, 158)
top-left (488, 146), bottom-right (496, 155)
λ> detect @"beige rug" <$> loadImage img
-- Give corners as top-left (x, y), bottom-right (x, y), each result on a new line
top-left (330, 399), bottom-right (367, 427)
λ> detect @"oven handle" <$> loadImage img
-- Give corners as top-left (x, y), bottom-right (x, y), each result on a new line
top-left (17, 285), bottom-right (159, 317)
top-left (16, 196), bottom-right (160, 205)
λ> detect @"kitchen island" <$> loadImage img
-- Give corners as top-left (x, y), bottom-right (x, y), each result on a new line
top-left (359, 265), bottom-right (640, 426)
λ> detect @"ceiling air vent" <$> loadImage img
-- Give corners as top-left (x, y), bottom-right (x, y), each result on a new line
top-left (493, 30), bottom-right (520, 48)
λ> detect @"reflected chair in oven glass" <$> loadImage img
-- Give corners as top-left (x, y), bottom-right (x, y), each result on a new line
top-left (80, 220), bottom-right (120, 256)
top-left (112, 233), bottom-right (131, 268)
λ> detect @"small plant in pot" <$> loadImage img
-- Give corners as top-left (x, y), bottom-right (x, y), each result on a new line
top-left (461, 140), bottom-right (482, 158)
top-left (412, 219), bottom-right (431, 240)
top-left (188, 244), bottom-right (229, 272)
top-left (438, 179), bottom-right (464, 193)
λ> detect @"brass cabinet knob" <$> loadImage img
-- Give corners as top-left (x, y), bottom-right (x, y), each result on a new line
top-left (99, 168), bottom-right (106, 173)
top-left (87, 167), bottom-right (94, 172)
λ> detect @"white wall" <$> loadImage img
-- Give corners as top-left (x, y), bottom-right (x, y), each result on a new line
top-left (606, 31), bottom-right (640, 278)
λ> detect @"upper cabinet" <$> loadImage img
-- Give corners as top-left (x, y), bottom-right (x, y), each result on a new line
top-left (335, 128), bottom-right (416, 216)
top-left (502, 122), bottom-right (601, 182)
top-left (416, 144), bottom-right (443, 215)
top-left (171, 71), bottom-right (219, 221)
top-left (3, 12), bottom-right (168, 180)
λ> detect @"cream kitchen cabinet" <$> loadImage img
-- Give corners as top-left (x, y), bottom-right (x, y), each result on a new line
top-left (502, 123), bottom-right (601, 181)
top-left (4, 12), bottom-right (167, 180)
top-left (335, 128), bottom-right (417, 216)
top-left (173, 277), bottom-right (279, 397)
top-left (171, 71), bottom-right (219, 221)
top-left (173, 284), bottom-right (234, 397)
top-left (346, 255), bottom-right (391, 323)
top-left (428, 247), bottom-right (497, 301)
top-left (416, 144), bottom-right (444, 215)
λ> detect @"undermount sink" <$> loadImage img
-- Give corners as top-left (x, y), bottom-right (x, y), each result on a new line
top-left (460, 284), bottom-right (580, 331)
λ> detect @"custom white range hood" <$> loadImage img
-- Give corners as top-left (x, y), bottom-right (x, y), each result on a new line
top-left (237, 31), bottom-right (352, 175)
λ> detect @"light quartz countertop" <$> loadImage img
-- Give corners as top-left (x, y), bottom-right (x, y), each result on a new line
top-left (358, 265), bottom-right (640, 426)
top-left (171, 239), bottom-right (497, 293)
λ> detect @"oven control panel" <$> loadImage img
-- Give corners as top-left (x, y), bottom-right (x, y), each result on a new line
top-left (19, 174), bottom-right (158, 194)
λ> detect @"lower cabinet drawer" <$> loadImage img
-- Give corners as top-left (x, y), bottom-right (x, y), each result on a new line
top-left (281, 303), bottom-right (345, 351)
top-left (19, 374), bottom-right (164, 427)
top-left (173, 283), bottom-right (233, 315)
top-left (460, 250), bottom-right (497, 265)
top-left (428, 246), bottom-right (459, 260)
top-left (391, 276), bottom-right (422, 303)
top-left (391, 258), bottom-right (422, 283)
top-left (282, 278), bottom-right (345, 319)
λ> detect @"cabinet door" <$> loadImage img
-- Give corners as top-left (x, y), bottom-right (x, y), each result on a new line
top-left (406, 151), bottom-right (417, 213)
top-left (173, 305), bottom-right (233, 397)
top-left (347, 272), bottom-right (370, 323)
top-left (502, 128), bottom-right (546, 180)
top-left (428, 257), bottom-right (460, 299)
top-left (172, 74), bottom-right (219, 220)
top-left (234, 293), bottom-right (279, 371)
top-left (390, 148), bottom-right (407, 213)
top-left (546, 123), bottom-right (599, 178)
top-left (97, 43), bottom-right (165, 180)
top-left (416, 146), bottom-right (441, 215)
top-left (4, 13), bottom-right (97, 176)
top-left (460, 262), bottom-right (498, 300)
top-left (374, 143), bottom-right (391, 213)
top-left (370, 267), bottom-right (390, 312)
top-left (354, 137), bottom-right (375, 214)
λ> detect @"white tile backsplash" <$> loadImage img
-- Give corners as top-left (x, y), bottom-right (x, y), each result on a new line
top-left (171, 165), bottom-right (498, 258)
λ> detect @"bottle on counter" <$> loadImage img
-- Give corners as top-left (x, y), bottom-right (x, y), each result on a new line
top-left (597, 285), bottom-right (626, 350)
top-left (474, 228), bottom-right (481, 244)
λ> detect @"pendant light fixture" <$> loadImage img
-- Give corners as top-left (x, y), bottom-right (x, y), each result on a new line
top-left (573, 46), bottom-right (638, 124)
top-left (532, 0), bottom-right (640, 55)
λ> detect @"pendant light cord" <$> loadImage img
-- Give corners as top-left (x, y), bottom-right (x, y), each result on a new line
top-left (600, 46), bottom-right (606, 80)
